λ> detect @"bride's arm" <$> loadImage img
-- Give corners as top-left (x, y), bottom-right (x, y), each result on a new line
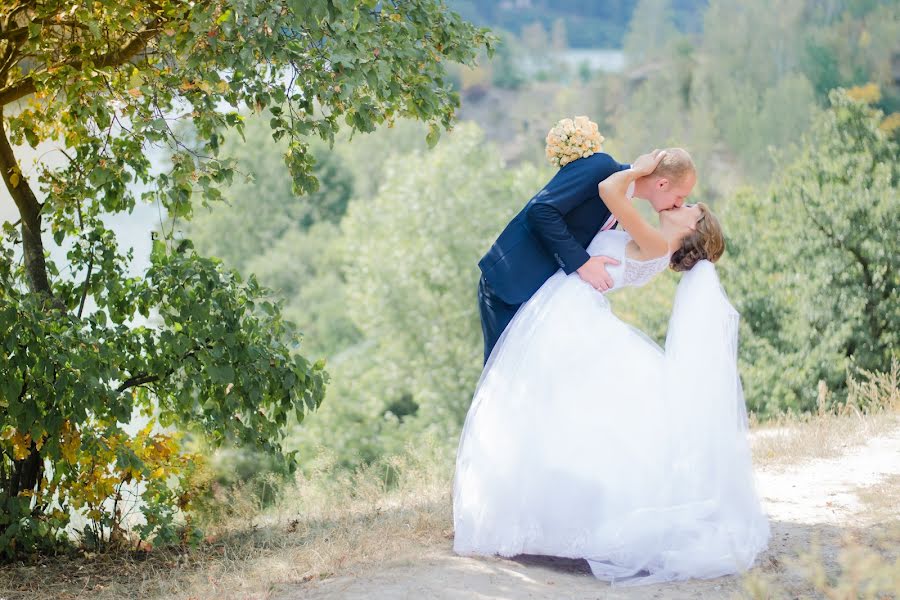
top-left (597, 151), bottom-right (669, 259)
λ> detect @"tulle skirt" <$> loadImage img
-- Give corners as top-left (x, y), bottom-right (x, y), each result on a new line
top-left (452, 270), bottom-right (770, 585)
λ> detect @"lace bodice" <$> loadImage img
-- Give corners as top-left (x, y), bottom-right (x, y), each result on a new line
top-left (585, 229), bottom-right (670, 291)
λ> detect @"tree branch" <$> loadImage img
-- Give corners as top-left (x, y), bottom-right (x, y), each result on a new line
top-left (0, 33), bottom-right (23, 82)
top-left (800, 189), bottom-right (883, 345)
top-left (0, 17), bottom-right (164, 106)
top-left (76, 253), bottom-right (93, 319)
top-left (0, 16), bottom-right (86, 45)
top-left (0, 2), bottom-right (38, 34)
top-left (117, 373), bottom-right (160, 392)
top-left (800, 190), bottom-right (874, 290)
top-left (116, 342), bottom-right (212, 394)
top-left (0, 77), bottom-right (33, 106)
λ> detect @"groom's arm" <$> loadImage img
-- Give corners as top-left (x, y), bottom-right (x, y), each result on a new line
top-left (526, 153), bottom-right (629, 274)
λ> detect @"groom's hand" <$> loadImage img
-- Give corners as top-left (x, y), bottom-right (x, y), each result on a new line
top-left (577, 256), bottom-right (620, 292)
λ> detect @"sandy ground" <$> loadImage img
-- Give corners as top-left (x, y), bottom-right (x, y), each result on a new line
top-left (274, 426), bottom-right (900, 600)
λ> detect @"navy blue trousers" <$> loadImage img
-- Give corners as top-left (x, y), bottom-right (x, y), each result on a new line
top-left (477, 274), bottom-right (522, 365)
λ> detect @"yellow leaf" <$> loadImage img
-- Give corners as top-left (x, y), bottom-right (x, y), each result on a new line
top-left (11, 432), bottom-right (31, 460)
top-left (879, 112), bottom-right (900, 133)
top-left (9, 171), bottom-right (20, 188)
top-left (846, 83), bottom-right (881, 104)
top-left (60, 424), bottom-right (81, 464)
top-left (138, 419), bottom-right (155, 439)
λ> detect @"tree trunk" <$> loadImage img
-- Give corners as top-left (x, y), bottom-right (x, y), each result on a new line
top-left (0, 108), bottom-right (53, 297)
top-left (0, 109), bottom-right (49, 506)
top-left (8, 441), bottom-right (41, 499)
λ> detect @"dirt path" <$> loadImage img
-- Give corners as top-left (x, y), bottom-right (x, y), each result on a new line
top-left (275, 426), bottom-right (900, 600)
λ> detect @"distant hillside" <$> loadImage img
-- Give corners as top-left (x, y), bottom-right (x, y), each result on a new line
top-left (446, 0), bottom-right (708, 48)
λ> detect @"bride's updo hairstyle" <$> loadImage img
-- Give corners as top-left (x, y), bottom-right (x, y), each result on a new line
top-left (670, 202), bottom-right (725, 272)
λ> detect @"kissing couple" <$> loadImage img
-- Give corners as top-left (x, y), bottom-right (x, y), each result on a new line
top-left (452, 117), bottom-right (770, 586)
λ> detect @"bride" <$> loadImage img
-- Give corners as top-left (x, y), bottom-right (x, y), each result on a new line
top-left (452, 151), bottom-right (770, 585)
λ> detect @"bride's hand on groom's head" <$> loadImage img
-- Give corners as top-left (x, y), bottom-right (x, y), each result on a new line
top-left (632, 149), bottom-right (667, 177)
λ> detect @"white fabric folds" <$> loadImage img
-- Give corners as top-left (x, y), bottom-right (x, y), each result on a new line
top-left (453, 259), bottom-right (770, 586)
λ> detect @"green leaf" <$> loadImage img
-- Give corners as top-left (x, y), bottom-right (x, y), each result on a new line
top-left (0, 375), bottom-right (21, 405)
top-left (207, 364), bottom-right (235, 384)
top-left (425, 123), bottom-right (441, 148)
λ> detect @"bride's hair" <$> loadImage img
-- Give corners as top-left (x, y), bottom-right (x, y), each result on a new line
top-left (669, 203), bottom-right (725, 272)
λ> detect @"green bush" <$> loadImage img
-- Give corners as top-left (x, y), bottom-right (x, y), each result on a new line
top-left (720, 90), bottom-right (898, 415)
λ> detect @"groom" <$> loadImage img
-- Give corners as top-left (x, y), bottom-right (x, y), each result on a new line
top-left (477, 148), bottom-right (696, 364)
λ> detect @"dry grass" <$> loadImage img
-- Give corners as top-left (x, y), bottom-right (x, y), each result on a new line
top-left (749, 410), bottom-right (900, 471)
top-left (750, 361), bottom-right (900, 470)
top-left (855, 474), bottom-right (900, 527)
top-left (0, 436), bottom-right (456, 600)
top-left (1, 366), bottom-right (898, 600)
top-left (741, 366), bottom-right (900, 600)
top-left (741, 523), bottom-right (900, 600)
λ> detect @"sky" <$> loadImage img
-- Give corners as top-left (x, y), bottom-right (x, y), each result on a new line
top-left (2, 139), bottom-right (163, 280)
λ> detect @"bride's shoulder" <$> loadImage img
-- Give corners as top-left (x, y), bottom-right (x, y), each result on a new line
top-left (589, 228), bottom-right (628, 244)
top-left (587, 228), bottom-right (629, 255)
top-left (596, 228), bottom-right (629, 241)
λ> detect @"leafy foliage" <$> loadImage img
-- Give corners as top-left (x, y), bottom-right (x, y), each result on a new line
top-left (720, 90), bottom-right (898, 415)
top-left (278, 123), bottom-right (547, 471)
top-left (184, 114), bottom-right (353, 270)
top-left (186, 116), bottom-right (434, 359)
top-left (0, 0), bottom-right (492, 558)
top-left (341, 123), bottom-right (546, 431)
top-left (0, 235), bottom-right (327, 556)
top-left (66, 0), bottom-right (898, 506)
top-left (609, 0), bottom-right (898, 189)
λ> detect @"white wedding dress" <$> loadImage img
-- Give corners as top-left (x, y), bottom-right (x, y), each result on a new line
top-left (453, 229), bottom-right (770, 585)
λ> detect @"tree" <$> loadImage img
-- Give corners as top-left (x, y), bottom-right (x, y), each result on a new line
top-left (550, 18), bottom-right (567, 51)
top-left (186, 115), bottom-right (434, 360)
top-left (185, 115), bottom-right (354, 275)
top-left (800, 2), bottom-right (900, 113)
top-left (688, 0), bottom-right (811, 180)
top-left (282, 123), bottom-right (546, 473)
top-left (338, 123), bottom-right (546, 441)
top-left (623, 0), bottom-right (678, 67)
top-left (720, 90), bottom-right (898, 415)
top-left (520, 21), bottom-right (549, 54)
top-left (0, 0), bottom-right (493, 557)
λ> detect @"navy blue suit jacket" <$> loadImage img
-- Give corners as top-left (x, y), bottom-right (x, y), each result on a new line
top-left (478, 152), bottom-right (631, 305)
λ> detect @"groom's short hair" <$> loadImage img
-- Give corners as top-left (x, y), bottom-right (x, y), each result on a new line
top-left (652, 148), bottom-right (695, 183)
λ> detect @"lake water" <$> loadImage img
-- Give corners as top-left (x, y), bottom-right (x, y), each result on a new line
top-left (517, 48), bottom-right (625, 77)
top-left (560, 49), bottom-right (625, 72)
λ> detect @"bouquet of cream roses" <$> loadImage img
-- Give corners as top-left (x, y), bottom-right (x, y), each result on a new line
top-left (544, 116), bottom-right (605, 168)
